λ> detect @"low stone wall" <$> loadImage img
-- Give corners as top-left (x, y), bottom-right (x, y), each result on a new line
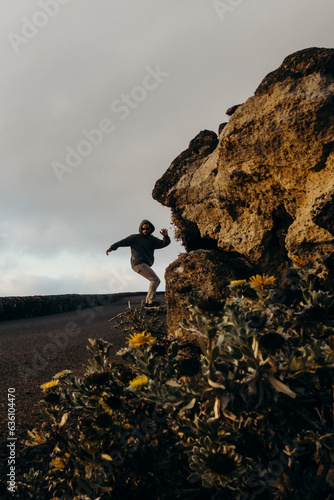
top-left (0, 292), bottom-right (145, 321)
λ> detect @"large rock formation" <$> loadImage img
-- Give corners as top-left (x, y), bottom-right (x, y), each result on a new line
top-left (165, 249), bottom-right (254, 334)
top-left (153, 47), bottom-right (334, 332)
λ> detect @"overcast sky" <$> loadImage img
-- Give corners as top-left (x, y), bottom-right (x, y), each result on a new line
top-left (1, 0), bottom-right (333, 297)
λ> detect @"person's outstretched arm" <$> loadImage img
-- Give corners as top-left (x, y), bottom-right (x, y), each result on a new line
top-left (106, 245), bottom-right (116, 255)
top-left (106, 235), bottom-right (134, 255)
top-left (153, 228), bottom-right (171, 249)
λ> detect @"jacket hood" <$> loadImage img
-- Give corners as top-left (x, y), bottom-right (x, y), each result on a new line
top-left (139, 219), bottom-right (155, 234)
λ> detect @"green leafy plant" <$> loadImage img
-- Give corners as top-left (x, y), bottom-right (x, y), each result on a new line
top-left (15, 261), bottom-right (333, 500)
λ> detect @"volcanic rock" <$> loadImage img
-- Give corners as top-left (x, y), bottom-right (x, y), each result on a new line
top-left (153, 47), bottom-right (334, 332)
top-left (164, 250), bottom-right (254, 334)
top-left (154, 47), bottom-right (334, 277)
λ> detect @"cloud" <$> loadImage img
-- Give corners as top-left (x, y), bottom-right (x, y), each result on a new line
top-left (1, 0), bottom-right (334, 296)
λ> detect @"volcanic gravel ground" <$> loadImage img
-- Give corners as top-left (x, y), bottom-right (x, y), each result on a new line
top-left (0, 293), bottom-right (154, 492)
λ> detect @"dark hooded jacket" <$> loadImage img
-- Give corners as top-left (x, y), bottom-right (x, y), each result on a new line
top-left (108, 219), bottom-right (171, 267)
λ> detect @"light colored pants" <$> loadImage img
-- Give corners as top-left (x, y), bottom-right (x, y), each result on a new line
top-left (132, 263), bottom-right (161, 304)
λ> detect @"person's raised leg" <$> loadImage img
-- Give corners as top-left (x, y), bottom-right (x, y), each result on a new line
top-left (132, 263), bottom-right (161, 304)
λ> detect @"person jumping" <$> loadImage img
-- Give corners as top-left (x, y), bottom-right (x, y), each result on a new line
top-left (106, 219), bottom-right (171, 306)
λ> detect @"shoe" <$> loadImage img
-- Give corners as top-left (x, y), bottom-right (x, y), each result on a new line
top-left (145, 301), bottom-right (160, 307)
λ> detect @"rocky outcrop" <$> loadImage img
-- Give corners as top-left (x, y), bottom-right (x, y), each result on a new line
top-left (164, 250), bottom-right (254, 333)
top-left (311, 187), bottom-right (334, 235)
top-left (153, 47), bottom-right (334, 331)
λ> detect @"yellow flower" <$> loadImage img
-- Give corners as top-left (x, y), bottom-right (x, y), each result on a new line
top-left (230, 279), bottom-right (247, 286)
top-left (50, 458), bottom-right (65, 470)
top-left (40, 379), bottom-right (59, 390)
top-left (129, 375), bottom-right (148, 388)
top-left (26, 429), bottom-right (47, 446)
top-left (98, 392), bottom-right (122, 413)
top-left (249, 274), bottom-right (276, 288)
top-left (127, 331), bottom-right (156, 348)
top-left (291, 255), bottom-right (316, 268)
top-left (98, 399), bottom-right (111, 414)
top-left (54, 369), bottom-right (72, 379)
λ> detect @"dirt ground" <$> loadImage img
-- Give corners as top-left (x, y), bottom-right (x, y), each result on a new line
top-left (0, 294), bottom-right (150, 493)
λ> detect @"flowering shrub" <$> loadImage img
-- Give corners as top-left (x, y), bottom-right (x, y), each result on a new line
top-left (127, 331), bottom-right (156, 348)
top-left (10, 264), bottom-right (334, 499)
